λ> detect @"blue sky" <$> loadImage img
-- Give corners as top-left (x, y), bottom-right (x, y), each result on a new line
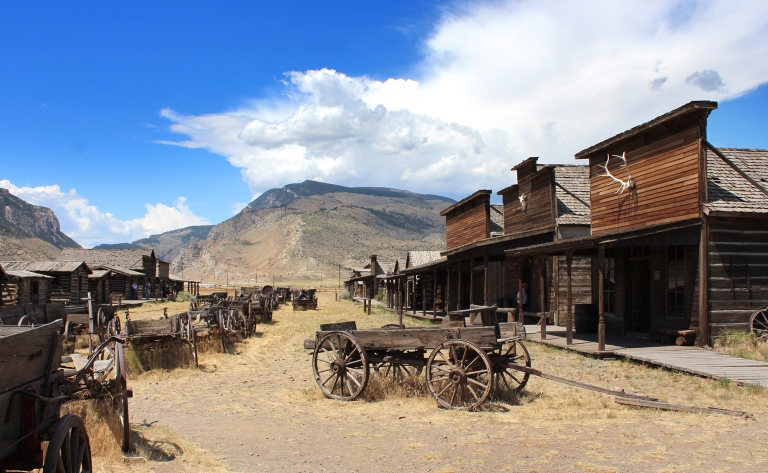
top-left (2, 1), bottom-right (768, 246)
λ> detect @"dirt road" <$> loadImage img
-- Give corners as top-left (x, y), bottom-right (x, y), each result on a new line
top-left (129, 297), bottom-right (768, 473)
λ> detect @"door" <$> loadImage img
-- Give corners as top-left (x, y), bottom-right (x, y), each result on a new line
top-left (626, 260), bottom-right (651, 333)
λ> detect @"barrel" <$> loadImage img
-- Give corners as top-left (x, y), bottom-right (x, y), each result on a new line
top-left (574, 304), bottom-right (598, 333)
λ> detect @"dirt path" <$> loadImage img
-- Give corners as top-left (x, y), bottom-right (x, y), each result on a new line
top-left (129, 297), bottom-right (768, 473)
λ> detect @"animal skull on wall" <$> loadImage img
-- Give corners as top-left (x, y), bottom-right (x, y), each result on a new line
top-left (597, 152), bottom-right (634, 194)
top-left (519, 193), bottom-right (528, 211)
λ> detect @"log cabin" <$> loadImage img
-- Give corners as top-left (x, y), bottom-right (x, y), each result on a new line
top-left (59, 248), bottom-right (159, 298)
top-left (0, 264), bottom-right (15, 305)
top-left (4, 269), bottom-right (52, 305)
top-left (0, 261), bottom-right (91, 305)
top-left (505, 100), bottom-right (768, 347)
top-left (87, 264), bottom-right (145, 303)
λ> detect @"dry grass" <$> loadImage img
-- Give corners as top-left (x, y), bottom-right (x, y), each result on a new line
top-left (713, 329), bottom-right (768, 362)
top-left (84, 290), bottom-right (768, 472)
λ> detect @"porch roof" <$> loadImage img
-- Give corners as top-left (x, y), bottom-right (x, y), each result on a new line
top-left (505, 218), bottom-right (701, 257)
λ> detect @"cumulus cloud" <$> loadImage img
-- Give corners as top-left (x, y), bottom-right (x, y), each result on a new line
top-left (685, 69), bottom-right (726, 92)
top-left (0, 180), bottom-right (209, 247)
top-left (159, 0), bottom-right (768, 199)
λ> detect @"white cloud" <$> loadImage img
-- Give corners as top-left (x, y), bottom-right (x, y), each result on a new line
top-left (159, 0), bottom-right (768, 199)
top-left (0, 180), bottom-right (209, 247)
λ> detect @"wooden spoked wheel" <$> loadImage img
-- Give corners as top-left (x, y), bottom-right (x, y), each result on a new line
top-left (42, 414), bottom-right (93, 473)
top-left (750, 307), bottom-right (768, 341)
top-left (64, 320), bottom-right (75, 341)
top-left (107, 316), bottom-right (121, 338)
top-left (312, 331), bottom-right (369, 401)
top-left (114, 342), bottom-right (131, 452)
top-left (426, 340), bottom-right (493, 410)
top-left (493, 339), bottom-right (531, 396)
top-left (17, 315), bottom-right (37, 326)
top-left (374, 360), bottom-right (422, 381)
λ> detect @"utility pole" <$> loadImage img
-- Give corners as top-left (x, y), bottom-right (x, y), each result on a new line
top-left (338, 263), bottom-right (341, 289)
top-left (181, 256), bottom-right (184, 280)
top-left (213, 263), bottom-right (216, 287)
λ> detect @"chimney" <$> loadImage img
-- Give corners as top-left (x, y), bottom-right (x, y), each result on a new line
top-left (370, 254), bottom-right (378, 275)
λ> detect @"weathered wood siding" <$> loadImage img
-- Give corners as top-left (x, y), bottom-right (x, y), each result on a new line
top-left (590, 128), bottom-right (701, 235)
top-left (502, 171), bottom-right (554, 236)
top-left (554, 256), bottom-right (592, 325)
top-left (445, 202), bottom-right (489, 251)
top-left (708, 217), bottom-right (768, 336)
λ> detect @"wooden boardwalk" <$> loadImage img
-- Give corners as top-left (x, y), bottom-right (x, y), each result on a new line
top-left (524, 324), bottom-right (768, 387)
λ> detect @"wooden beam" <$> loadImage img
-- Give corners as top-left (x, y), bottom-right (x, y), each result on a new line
top-left (566, 251), bottom-right (573, 345)
top-left (422, 275), bottom-right (426, 316)
top-left (598, 245), bottom-right (606, 351)
top-left (699, 217), bottom-right (709, 346)
top-left (433, 270), bottom-right (437, 317)
top-left (540, 256), bottom-right (546, 340)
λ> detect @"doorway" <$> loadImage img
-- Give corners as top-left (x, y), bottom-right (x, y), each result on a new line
top-left (626, 259), bottom-right (651, 333)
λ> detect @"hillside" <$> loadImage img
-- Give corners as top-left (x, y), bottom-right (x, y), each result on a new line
top-left (0, 188), bottom-right (82, 260)
top-left (150, 180), bottom-right (453, 283)
top-left (94, 225), bottom-right (213, 261)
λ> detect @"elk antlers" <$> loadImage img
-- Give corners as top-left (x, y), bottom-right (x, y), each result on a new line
top-left (597, 152), bottom-right (634, 194)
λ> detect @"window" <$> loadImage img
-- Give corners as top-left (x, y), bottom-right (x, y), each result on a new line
top-left (667, 245), bottom-right (686, 317)
top-left (603, 250), bottom-right (615, 313)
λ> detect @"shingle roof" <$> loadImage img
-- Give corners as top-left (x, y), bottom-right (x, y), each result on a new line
top-left (89, 269), bottom-right (111, 279)
top-left (490, 205), bottom-right (504, 234)
top-left (406, 251), bottom-right (443, 268)
top-left (401, 256), bottom-right (447, 274)
top-left (90, 264), bottom-right (144, 277)
top-left (59, 248), bottom-right (154, 271)
top-left (5, 269), bottom-right (53, 279)
top-left (0, 261), bottom-right (91, 273)
top-left (553, 165), bottom-right (591, 225)
top-left (706, 147), bottom-right (768, 214)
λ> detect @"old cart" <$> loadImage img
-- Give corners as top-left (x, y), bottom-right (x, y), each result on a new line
top-left (0, 321), bottom-right (132, 472)
top-left (306, 306), bottom-right (531, 410)
top-left (293, 288), bottom-right (317, 311)
top-left (121, 312), bottom-right (198, 367)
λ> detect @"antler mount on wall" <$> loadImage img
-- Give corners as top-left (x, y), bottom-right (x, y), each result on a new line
top-left (597, 152), bottom-right (635, 195)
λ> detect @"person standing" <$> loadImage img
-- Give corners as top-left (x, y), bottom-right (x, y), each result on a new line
top-left (145, 281), bottom-right (152, 300)
top-left (131, 282), bottom-right (138, 300)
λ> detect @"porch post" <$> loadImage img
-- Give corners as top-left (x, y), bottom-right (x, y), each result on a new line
top-left (457, 269), bottom-right (462, 310)
top-left (422, 274), bottom-right (426, 316)
top-left (446, 265), bottom-right (451, 312)
top-left (469, 260), bottom-right (474, 306)
top-left (598, 246), bottom-right (606, 352)
top-left (517, 273), bottom-right (523, 323)
top-left (566, 251), bottom-right (573, 346)
top-left (699, 217), bottom-right (710, 347)
top-left (540, 255), bottom-right (547, 340)
top-left (433, 270), bottom-right (437, 317)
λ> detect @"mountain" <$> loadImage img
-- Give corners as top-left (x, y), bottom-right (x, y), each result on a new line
top-left (93, 225), bottom-right (213, 262)
top-left (0, 188), bottom-right (82, 260)
top-left (143, 180), bottom-right (453, 283)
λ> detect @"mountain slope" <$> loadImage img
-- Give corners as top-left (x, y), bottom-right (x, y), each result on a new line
top-left (0, 188), bottom-right (81, 260)
top-left (168, 181), bottom-right (453, 283)
top-left (94, 225), bottom-right (213, 261)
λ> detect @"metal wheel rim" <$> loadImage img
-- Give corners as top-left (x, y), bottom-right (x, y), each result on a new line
top-left (426, 339), bottom-right (493, 410)
top-left (42, 414), bottom-right (93, 473)
top-left (312, 331), bottom-right (369, 401)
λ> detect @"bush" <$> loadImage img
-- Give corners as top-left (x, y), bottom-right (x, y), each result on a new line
top-left (375, 289), bottom-right (384, 302)
top-left (713, 328), bottom-right (768, 362)
top-left (339, 291), bottom-right (351, 300)
top-left (175, 291), bottom-right (193, 302)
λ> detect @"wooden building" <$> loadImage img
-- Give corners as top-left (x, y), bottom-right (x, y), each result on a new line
top-left (398, 252), bottom-right (447, 317)
top-left (87, 264), bottom-right (145, 303)
top-left (505, 100), bottom-right (768, 347)
top-left (4, 269), bottom-right (52, 305)
top-left (0, 264), bottom-right (15, 305)
top-left (0, 261), bottom-right (92, 305)
top-left (440, 161), bottom-right (592, 321)
top-left (59, 248), bottom-right (159, 298)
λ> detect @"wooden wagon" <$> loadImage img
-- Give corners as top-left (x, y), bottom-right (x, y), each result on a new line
top-left (293, 288), bottom-right (317, 311)
top-left (121, 313), bottom-right (198, 367)
top-left (0, 321), bottom-right (132, 472)
top-left (305, 306), bottom-right (531, 410)
top-left (0, 302), bottom-right (67, 327)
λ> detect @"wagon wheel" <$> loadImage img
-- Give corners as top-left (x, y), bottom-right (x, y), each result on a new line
top-left (493, 339), bottom-right (531, 396)
top-left (374, 359), bottom-right (423, 381)
top-left (64, 320), bottom-right (75, 342)
top-left (42, 414), bottom-right (93, 473)
top-left (107, 316), bottom-right (121, 338)
top-left (217, 311), bottom-right (232, 354)
top-left (17, 315), bottom-right (38, 326)
top-left (312, 331), bottom-right (369, 401)
top-left (750, 307), bottom-right (768, 341)
top-left (381, 323), bottom-right (405, 329)
top-left (114, 341), bottom-right (131, 452)
top-left (189, 325), bottom-right (198, 367)
top-left (426, 339), bottom-right (493, 410)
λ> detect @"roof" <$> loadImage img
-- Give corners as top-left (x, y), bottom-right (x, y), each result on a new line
top-left (490, 205), bottom-right (504, 234)
top-left (439, 190), bottom-right (491, 216)
top-left (0, 261), bottom-right (92, 273)
top-left (89, 269), bottom-right (111, 279)
top-left (169, 274), bottom-right (201, 283)
top-left (401, 256), bottom-right (447, 274)
top-left (90, 264), bottom-right (144, 277)
top-left (59, 248), bottom-right (154, 271)
top-left (0, 264), bottom-right (8, 282)
top-left (406, 251), bottom-right (443, 268)
top-left (553, 165), bottom-right (591, 225)
top-left (575, 101), bottom-right (718, 159)
top-left (706, 146), bottom-right (768, 214)
top-left (6, 269), bottom-right (53, 279)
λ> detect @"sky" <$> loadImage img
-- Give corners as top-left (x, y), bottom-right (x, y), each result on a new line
top-left (1, 1), bottom-right (768, 247)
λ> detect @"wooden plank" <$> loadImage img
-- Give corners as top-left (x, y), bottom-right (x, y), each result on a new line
top-left (0, 321), bottom-right (63, 394)
top-left (615, 397), bottom-right (746, 417)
